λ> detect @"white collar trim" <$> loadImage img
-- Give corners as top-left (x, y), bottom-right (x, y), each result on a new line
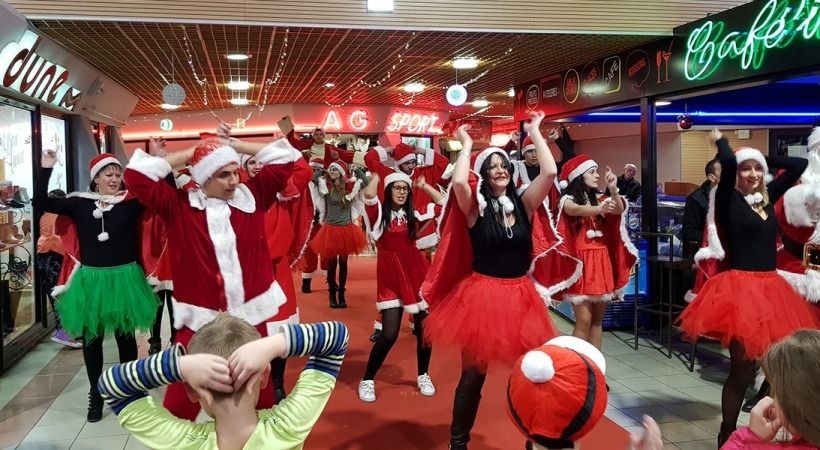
top-left (187, 184), bottom-right (256, 213)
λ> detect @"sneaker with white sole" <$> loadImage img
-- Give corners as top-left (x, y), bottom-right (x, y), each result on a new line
top-left (51, 328), bottom-right (82, 349)
top-left (417, 373), bottom-right (436, 396)
top-left (358, 380), bottom-right (376, 402)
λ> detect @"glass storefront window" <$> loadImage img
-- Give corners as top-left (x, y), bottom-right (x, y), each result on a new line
top-left (0, 102), bottom-right (36, 343)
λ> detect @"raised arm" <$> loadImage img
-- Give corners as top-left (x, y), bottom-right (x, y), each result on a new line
top-left (242, 138), bottom-right (300, 211)
top-left (123, 147), bottom-right (192, 216)
top-left (35, 151), bottom-right (78, 215)
top-left (766, 155), bottom-right (808, 203)
top-left (415, 175), bottom-right (444, 204)
top-left (451, 125), bottom-right (475, 220)
top-left (603, 166), bottom-right (625, 215)
top-left (364, 172), bottom-right (380, 200)
top-left (520, 112), bottom-right (558, 218)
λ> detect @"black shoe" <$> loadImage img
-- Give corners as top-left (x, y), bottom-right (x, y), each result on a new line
top-left (370, 330), bottom-right (380, 343)
top-left (742, 382), bottom-right (769, 413)
top-left (718, 422), bottom-right (731, 449)
top-left (337, 288), bottom-right (347, 308)
top-left (274, 387), bottom-right (287, 404)
top-left (329, 285), bottom-right (339, 308)
top-left (87, 390), bottom-right (103, 422)
top-left (148, 341), bottom-right (162, 355)
top-left (301, 278), bottom-right (312, 294)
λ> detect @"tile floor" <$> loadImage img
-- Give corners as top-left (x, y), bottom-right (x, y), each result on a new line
top-left (0, 314), bottom-right (745, 449)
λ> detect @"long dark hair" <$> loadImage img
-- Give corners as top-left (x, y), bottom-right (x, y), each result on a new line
top-left (381, 181), bottom-right (417, 240)
top-left (565, 175), bottom-right (599, 232)
top-left (477, 152), bottom-right (529, 235)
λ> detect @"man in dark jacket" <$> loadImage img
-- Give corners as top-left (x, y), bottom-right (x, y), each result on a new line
top-left (682, 159), bottom-right (721, 257)
top-left (616, 163), bottom-right (642, 202)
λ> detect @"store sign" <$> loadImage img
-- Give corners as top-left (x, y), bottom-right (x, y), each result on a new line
top-left (684, 0), bottom-right (820, 81)
top-left (321, 109), bottom-right (369, 131)
top-left (0, 30), bottom-right (83, 111)
top-left (386, 111), bottom-right (440, 133)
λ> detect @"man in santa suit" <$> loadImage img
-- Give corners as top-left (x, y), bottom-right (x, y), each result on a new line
top-left (509, 128), bottom-right (576, 218)
top-left (124, 131), bottom-right (301, 420)
top-left (280, 115), bottom-right (355, 167)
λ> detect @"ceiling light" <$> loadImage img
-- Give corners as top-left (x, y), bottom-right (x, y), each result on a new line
top-left (230, 98), bottom-right (250, 106)
top-left (226, 53), bottom-right (250, 61)
top-left (403, 82), bottom-right (425, 93)
top-left (472, 99), bottom-right (489, 108)
top-left (227, 80), bottom-right (251, 91)
top-left (508, 87), bottom-right (515, 97)
top-left (655, 100), bottom-right (672, 106)
top-left (367, 0), bottom-right (394, 11)
top-left (160, 103), bottom-right (180, 110)
top-left (323, 82), bottom-right (336, 88)
top-left (452, 58), bottom-right (479, 69)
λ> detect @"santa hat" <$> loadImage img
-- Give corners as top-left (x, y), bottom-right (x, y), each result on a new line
top-left (328, 160), bottom-right (349, 178)
top-left (734, 147), bottom-right (773, 183)
top-left (384, 172), bottom-right (413, 191)
top-left (522, 136), bottom-right (536, 153)
top-left (309, 157), bottom-right (324, 169)
top-left (189, 142), bottom-right (240, 185)
top-left (559, 155), bottom-right (598, 189)
top-left (392, 143), bottom-right (417, 166)
top-left (89, 153), bottom-right (121, 180)
top-left (507, 336), bottom-right (608, 449)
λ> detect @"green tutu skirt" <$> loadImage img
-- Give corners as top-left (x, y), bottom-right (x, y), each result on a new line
top-left (56, 262), bottom-right (159, 340)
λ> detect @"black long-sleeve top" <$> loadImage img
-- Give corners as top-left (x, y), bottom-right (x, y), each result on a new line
top-left (714, 138), bottom-right (806, 271)
top-left (34, 167), bottom-right (144, 267)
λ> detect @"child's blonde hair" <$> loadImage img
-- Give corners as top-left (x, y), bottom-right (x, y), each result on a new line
top-left (762, 329), bottom-right (820, 446)
top-left (188, 313), bottom-right (261, 360)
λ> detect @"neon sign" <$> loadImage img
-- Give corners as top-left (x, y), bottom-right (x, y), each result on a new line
top-left (321, 109), bottom-right (369, 131)
top-left (386, 112), bottom-right (439, 133)
top-left (0, 30), bottom-right (83, 111)
top-left (685, 0), bottom-right (820, 81)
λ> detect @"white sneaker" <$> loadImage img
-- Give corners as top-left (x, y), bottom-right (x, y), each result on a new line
top-left (417, 374), bottom-right (436, 396)
top-left (358, 380), bottom-right (376, 402)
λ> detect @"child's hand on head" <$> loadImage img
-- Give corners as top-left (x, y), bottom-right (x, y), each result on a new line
top-left (749, 396), bottom-right (783, 442)
top-left (179, 354), bottom-right (234, 406)
top-left (229, 336), bottom-right (284, 394)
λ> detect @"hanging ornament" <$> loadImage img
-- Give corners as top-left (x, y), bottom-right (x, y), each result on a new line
top-left (162, 83), bottom-right (187, 106)
top-left (446, 84), bottom-right (467, 107)
top-left (160, 119), bottom-right (174, 131)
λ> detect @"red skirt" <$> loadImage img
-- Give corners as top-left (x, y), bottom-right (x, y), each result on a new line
top-left (564, 246), bottom-right (615, 303)
top-left (310, 223), bottom-right (368, 260)
top-left (677, 270), bottom-right (820, 360)
top-left (377, 248), bottom-right (429, 313)
top-left (424, 272), bottom-right (558, 368)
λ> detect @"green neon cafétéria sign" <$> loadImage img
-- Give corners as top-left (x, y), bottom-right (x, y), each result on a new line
top-left (684, 0), bottom-right (819, 81)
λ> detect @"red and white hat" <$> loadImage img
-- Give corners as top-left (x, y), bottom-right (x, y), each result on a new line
top-left (328, 160), bottom-right (349, 178)
top-left (309, 157), bottom-right (324, 169)
top-left (392, 143), bottom-right (417, 166)
top-left (507, 336), bottom-right (608, 449)
top-left (559, 154), bottom-right (598, 189)
top-left (189, 142), bottom-right (240, 185)
top-left (89, 153), bottom-right (121, 180)
top-left (384, 172), bottom-right (413, 190)
top-left (734, 147), bottom-right (773, 183)
top-left (522, 136), bottom-right (536, 153)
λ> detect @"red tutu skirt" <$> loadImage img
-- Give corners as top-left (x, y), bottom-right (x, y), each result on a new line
top-left (310, 223), bottom-right (368, 260)
top-left (678, 270), bottom-right (820, 360)
top-left (564, 247), bottom-right (615, 303)
top-left (424, 272), bottom-right (558, 368)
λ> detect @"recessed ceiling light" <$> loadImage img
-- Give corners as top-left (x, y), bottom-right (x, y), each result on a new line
top-left (160, 103), bottom-right (180, 110)
top-left (655, 100), bottom-right (672, 106)
top-left (452, 58), bottom-right (479, 69)
top-left (226, 53), bottom-right (250, 61)
top-left (367, 0), bottom-right (394, 11)
top-left (323, 82), bottom-right (336, 88)
top-left (403, 82), bottom-right (425, 93)
top-left (227, 80), bottom-right (252, 91)
top-left (230, 98), bottom-right (250, 106)
top-left (508, 87), bottom-right (515, 97)
top-left (472, 99), bottom-right (489, 108)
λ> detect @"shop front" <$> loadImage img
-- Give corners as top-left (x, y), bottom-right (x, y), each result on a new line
top-left (0, 2), bottom-right (137, 371)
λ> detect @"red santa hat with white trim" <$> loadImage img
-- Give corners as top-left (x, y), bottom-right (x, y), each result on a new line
top-left (734, 146), bottom-right (773, 183)
top-left (89, 153), bottom-right (121, 180)
top-left (384, 172), bottom-right (413, 191)
top-left (507, 336), bottom-right (608, 449)
top-left (559, 154), bottom-right (598, 189)
top-left (522, 136), bottom-right (536, 154)
top-left (309, 157), bottom-right (324, 169)
top-left (328, 160), bottom-right (350, 178)
top-left (392, 143), bottom-right (417, 166)
top-left (189, 142), bottom-right (241, 185)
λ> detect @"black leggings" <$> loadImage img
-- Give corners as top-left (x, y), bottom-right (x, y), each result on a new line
top-left (149, 290), bottom-right (175, 345)
top-left (84, 333), bottom-right (138, 394)
top-left (721, 341), bottom-right (756, 436)
top-left (363, 308), bottom-right (431, 380)
top-left (451, 364), bottom-right (487, 447)
top-left (327, 255), bottom-right (349, 289)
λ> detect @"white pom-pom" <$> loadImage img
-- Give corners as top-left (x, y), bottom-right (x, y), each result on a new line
top-left (586, 229), bottom-right (596, 239)
top-left (765, 174), bottom-right (774, 183)
top-left (92, 208), bottom-right (103, 219)
top-left (499, 195), bottom-right (515, 214)
top-left (546, 335), bottom-right (607, 375)
top-left (97, 232), bottom-right (109, 242)
top-left (521, 350), bottom-right (555, 383)
top-left (595, 230), bottom-right (603, 238)
top-left (559, 180), bottom-right (568, 189)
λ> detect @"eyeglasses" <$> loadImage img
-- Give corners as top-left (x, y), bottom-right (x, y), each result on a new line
top-left (392, 185), bottom-right (410, 193)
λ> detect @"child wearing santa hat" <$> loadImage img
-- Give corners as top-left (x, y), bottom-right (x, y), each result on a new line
top-left (36, 151), bottom-right (160, 422)
top-left (550, 155), bottom-right (638, 352)
top-left (309, 159), bottom-right (368, 308)
top-left (678, 128), bottom-right (819, 447)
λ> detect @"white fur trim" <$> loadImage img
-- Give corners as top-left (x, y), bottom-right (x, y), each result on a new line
top-left (422, 147), bottom-right (436, 166)
top-left (694, 186), bottom-right (725, 263)
top-left (520, 350), bottom-right (555, 383)
top-left (90, 156), bottom-right (121, 180)
top-left (414, 202), bottom-right (437, 222)
top-left (51, 257), bottom-right (81, 297)
top-left (565, 159), bottom-right (598, 185)
top-left (734, 147), bottom-right (770, 180)
top-left (395, 152), bottom-right (416, 166)
top-left (533, 195), bottom-right (583, 298)
top-left (328, 161), bottom-right (347, 178)
top-left (404, 300), bottom-right (429, 314)
top-left (310, 182), bottom-right (327, 223)
top-left (289, 212), bottom-right (314, 270)
top-left (385, 172), bottom-right (413, 190)
top-left (373, 146), bottom-right (389, 162)
top-left (522, 143), bottom-right (536, 153)
top-left (809, 127), bottom-right (820, 154)
top-left (559, 180), bottom-right (568, 189)
top-left (777, 269), bottom-right (820, 303)
top-left (148, 277), bottom-right (174, 292)
top-left (684, 289), bottom-right (697, 303)
top-left (317, 177), bottom-right (329, 196)
top-left (472, 147), bottom-right (507, 174)
top-left (205, 200), bottom-right (244, 314)
top-left (126, 149), bottom-right (173, 182)
top-left (373, 320), bottom-right (383, 331)
top-left (187, 185), bottom-right (255, 213)
top-left (783, 184), bottom-right (820, 227)
top-left (376, 299), bottom-right (402, 310)
top-left (441, 163), bottom-right (455, 180)
top-left (276, 192), bottom-right (300, 202)
top-left (415, 231), bottom-right (439, 250)
top-left (172, 280), bottom-right (287, 331)
top-left (364, 196), bottom-right (385, 242)
top-left (564, 292), bottom-right (618, 304)
top-left (254, 138), bottom-right (302, 165)
top-left (264, 309), bottom-right (301, 335)
top-left (190, 146), bottom-right (240, 185)
top-left (345, 178), bottom-right (363, 202)
top-left (546, 335), bottom-right (607, 375)
top-left (66, 191), bottom-right (128, 204)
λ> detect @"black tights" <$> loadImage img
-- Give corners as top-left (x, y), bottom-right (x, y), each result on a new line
top-left (84, 333), bottom-right (138, 394)
top-left (721, 341), bottom-right (756, 437)
top-left (149, 290), bottom-right (175, 345)
top-left (327, 255), bottom-right (349, 289)
top-left (363, 308), bottom-right (431, 380)
top-left (451, 364), bottom-right (487, 448)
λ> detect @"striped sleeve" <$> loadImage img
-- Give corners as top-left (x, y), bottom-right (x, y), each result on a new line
top-left (281, 322), bottom-right (349, 378)
top-left (97, 344), bottom-right (185, 415)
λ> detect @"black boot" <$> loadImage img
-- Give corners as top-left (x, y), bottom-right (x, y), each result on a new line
top-left (148, 340), bottom-right (162, 355)
top-left (370, 329), bottom-right (381, 342)
top-left (337, 288), bottom-right (347, 308)
top-left (742, 380), bottom-right (769, 413)
top-left (87, 389), bottom-right (103, 422)
top-left (301, 278), bottom-right (312, 294)
top-left (328, 283), bottom-right (339, 308)
top-left (450, 390), bottom-right (481, 449)
top-left (718, 422), bottom-right (731, 449)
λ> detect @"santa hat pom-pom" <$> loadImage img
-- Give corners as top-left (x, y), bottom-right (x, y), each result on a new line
top-left (521, 350), bottom-right (555, 383)
top-left (586, 229), bottom-right (596, 239)
top-left (559, 180), bottom-right (568, 189)
top-left (92, 208), bottom-right (103, 219)
top-left (765, 174), bottom-right (774, 183)
top-left (97, 232), bottom-right (109, 242)
top-left (498, 195), bottom-right (515, 214)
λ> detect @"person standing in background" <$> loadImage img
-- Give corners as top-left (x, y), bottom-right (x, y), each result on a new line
top-left (616, 163), bottom-right (642, 203)
top-left (682, 159), bottom-right (721, 258)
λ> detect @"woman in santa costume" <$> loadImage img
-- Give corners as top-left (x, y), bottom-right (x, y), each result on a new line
top-left (553, 155), bottom-right (637, 350)
top-left (296, 157), bottom-right (329, 293)
top-left (36, 152), bottom-right (159, 422)
top-left (422, 112), bottom-right (563, 450)
top-left (124, 130), bottom-right (300, 420)
top-left (677, 128), bottom-right (819, 447)
top-left (310, 159), bottom-right (368, 308)
top-left (356, 171), bottom-right (443, 403)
